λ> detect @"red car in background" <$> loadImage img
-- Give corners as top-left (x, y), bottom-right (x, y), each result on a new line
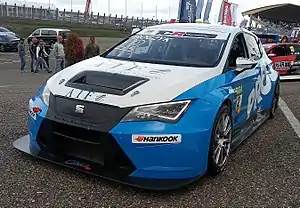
top-left (263, 43), bottom-right (300, 80)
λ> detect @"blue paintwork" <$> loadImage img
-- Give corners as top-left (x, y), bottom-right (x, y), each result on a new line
top-left (27, 58), bottom-right (279, 181)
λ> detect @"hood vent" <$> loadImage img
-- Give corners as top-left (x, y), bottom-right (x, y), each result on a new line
top-left (65, 71), bottom-right (149, 96)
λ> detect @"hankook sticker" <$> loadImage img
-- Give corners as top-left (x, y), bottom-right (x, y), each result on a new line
top-left (132, 134), bottom-right (182, 144)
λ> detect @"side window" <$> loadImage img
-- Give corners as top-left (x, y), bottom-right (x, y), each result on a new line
top-left (244, 33), bottom-right (262, 60)
top-left (32, 30), bottom-right (40, 36)
top-left (227, 33), bottom-right (248, 68)
top-left (41, 30), bottom-right (49, 35)
top-left (48, 30), bottom-right (57, 35)
top-left (270, 46), bottom-right (291, 56)
top-left (291, 44), bottom-right (300, 55)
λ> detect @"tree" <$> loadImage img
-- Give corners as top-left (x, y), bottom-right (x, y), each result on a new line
top-left (64, 33), bottom-right (84, 66)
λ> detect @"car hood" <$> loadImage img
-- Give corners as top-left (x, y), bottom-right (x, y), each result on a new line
top-left (47, 56), bottom-right (221, 107)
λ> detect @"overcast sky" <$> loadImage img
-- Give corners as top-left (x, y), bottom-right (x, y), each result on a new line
top-left (5, 0), bottom-right (300, 22)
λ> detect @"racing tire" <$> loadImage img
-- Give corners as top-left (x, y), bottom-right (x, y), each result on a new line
top-left (207, 104), bottom-right (232, 176)
top-left (0, 44), bottom-right (5, 52)
top-left (269, 81), bottom-right (280, 119)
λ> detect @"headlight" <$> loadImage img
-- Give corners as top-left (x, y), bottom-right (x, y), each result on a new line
top-left (41, 85), bottom-right (50, 106)
top-left (121, 100), bottom-right (191, 123)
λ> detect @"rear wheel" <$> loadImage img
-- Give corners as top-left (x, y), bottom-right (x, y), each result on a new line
top-left (207, 104), bottom-right (232, 176)
top-left (269, 81), bottom-right (280, 119)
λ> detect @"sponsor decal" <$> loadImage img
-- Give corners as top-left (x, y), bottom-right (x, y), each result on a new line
top-left (132, 134), bottom-right (182, 144)
top-left (247, 64), bottom-right (273, 119)
top-left (65, 89), bottom-right (106, 102)
top-left (130, 90), bottom-right (140, 97)
top-left (58, 79), bottom-right (65, 85)
top-left (28, 106), bottom-right (41, 120)
top-left (65, 160), bottom-right (91, 171)
top-left (29, 109), bottom-right (36, 120)
top-left (95, 94), bottom-right (106, 102)
top-left (234, 85), bottom-right (243, 115)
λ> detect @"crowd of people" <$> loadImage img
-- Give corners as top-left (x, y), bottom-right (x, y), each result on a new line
top-left (16, 36), bottom-right (100, 73)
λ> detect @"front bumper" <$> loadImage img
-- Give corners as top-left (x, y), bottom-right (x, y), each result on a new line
top-left (15, 94), bottom-right (215, 190)
top-left (14, 135), bottom-right (201, 190)
top-left (2, 43), bottom-right (18, 51)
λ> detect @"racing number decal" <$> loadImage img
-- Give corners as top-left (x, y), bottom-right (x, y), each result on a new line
top-left (234, 85), bottom-right (243, 115)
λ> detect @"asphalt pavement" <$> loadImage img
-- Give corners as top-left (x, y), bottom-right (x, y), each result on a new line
top-left (0, 52), bottom-right (300, 207)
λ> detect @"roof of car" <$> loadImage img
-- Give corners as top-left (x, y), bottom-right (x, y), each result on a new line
top-left (146, 23), bottom-right (245, 35)
top-left (264, 43), bottom-right (300, 46)
top-left (36, 28), bottom-right (70, 31)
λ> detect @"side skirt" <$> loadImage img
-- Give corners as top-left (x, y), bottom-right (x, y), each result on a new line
top-left (230, 110), bottom-right (270, 152)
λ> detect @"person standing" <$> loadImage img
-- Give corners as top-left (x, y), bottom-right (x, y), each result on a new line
top-left (17, 38), bottom-right (26, 72)
top-left (35, 40), bottom-right (52, 73)
top-left (84, 36), bottom-right (100, 59)
top-left (29, 38), bottom-right (38, 72)
top-left (53, 36), bottom-right (65, 72)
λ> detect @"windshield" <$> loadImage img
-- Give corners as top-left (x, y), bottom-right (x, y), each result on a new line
top-left (104, 32), bottom-right (228, 67)
top-left (60, 30), bottom-right (70, 38)
top-left (0, 34), bottom-right (17, 41)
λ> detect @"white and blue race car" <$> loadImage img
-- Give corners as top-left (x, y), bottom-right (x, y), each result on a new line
top-left (14, 23), bottom-right (280, 190)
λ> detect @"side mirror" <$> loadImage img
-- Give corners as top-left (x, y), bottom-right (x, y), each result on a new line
top-left (235, 57), bottom-right (258, 72)
top-left (268, 53), bottom-right (276, 58)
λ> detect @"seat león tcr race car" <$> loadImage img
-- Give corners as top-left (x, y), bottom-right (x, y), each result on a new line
top-left (14, 23), bottom-right (280, 190)
top-left (264, 42), bottom-right (300, 80)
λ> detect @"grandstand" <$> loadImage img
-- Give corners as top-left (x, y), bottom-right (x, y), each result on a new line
top-left (242, 3), bottom-right (300, 36)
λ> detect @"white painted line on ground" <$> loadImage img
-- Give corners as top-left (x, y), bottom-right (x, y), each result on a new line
top-left (0, 85), bottom-right (12, 88)
top-left (279, 97), bottom-right (300, 138)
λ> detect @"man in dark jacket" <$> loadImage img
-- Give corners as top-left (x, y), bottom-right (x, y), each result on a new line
top-left (29, 38), bottom-right (38, 72)
top-left (17, 38), bottom-right (26, 72)
top-left (84, 36), bottom-right (100, 59)
top-left (35, 40), bottom-right (51, 73)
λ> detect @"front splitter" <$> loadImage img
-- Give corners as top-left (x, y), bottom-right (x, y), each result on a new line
top-left (13, 135), bottom-right (199, 191)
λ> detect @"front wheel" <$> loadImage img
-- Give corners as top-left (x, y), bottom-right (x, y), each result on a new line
top-left (0, 44), bottom-right (5, 52)
top-left (207, 104), bottom-right (232, 176)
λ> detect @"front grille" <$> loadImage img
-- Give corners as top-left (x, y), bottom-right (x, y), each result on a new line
top-left (9, 41), bottom-right (19, 46)
top-left (36, 119), bottom-right (136, 176)
top-left (47, 94), bottom-right (132, 132)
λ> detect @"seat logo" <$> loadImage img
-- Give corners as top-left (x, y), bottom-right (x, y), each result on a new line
top-left (75, 104), bottom-right (84, 114)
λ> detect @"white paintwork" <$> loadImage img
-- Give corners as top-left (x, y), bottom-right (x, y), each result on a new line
top-left (47, 56), bottom-right (222, 107)
top-left (45, 23), bottom-right (271, 108)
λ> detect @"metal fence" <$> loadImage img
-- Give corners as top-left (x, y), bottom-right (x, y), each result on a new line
top-left (0, 2), bottom-right (168, 29)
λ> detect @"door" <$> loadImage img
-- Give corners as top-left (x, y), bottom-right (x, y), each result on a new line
top-left (288, 44), bottom-right (300, 76)
top-left (223, 33), bottom-right (258, 133)
top-left (243, 33), bottom-right (274, 122)
top-left (268, 45), bottom-right (293, 75)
